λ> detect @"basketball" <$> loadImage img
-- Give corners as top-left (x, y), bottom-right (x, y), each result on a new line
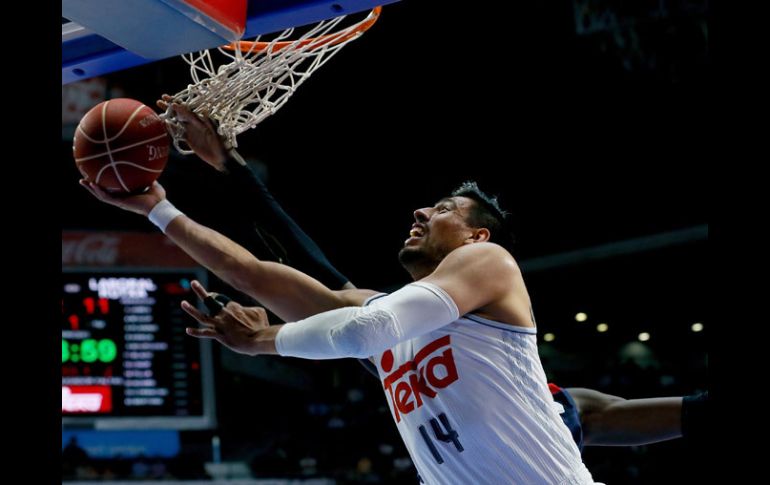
top-left (73, 98), bottom-right (170, 194)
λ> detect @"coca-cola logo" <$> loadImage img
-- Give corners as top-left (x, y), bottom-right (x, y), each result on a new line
top-left (381, 335), bottom-right (459, 422)
top-left (62, 235), bottom-right (119, 265)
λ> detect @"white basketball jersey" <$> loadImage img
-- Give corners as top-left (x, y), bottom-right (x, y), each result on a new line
top-left (367, 295), bottom-right (595, 484)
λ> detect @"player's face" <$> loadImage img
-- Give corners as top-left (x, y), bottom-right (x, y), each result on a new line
top-left (398, 196), bottom-right (477, 271)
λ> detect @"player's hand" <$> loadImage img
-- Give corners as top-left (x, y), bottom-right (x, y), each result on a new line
top-left (79, 179), bottom-right (166, 216)
top-left (157, 95), bottom-right (228, 171)
top-left (181, 280), bottom-right (270, 356)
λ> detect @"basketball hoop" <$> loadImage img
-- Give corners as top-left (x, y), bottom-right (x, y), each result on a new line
top-left (162, 7), bottom-right (381, 154)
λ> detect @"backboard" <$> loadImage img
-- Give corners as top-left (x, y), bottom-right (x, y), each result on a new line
top-left (62, 0), bottom-right (397, 84)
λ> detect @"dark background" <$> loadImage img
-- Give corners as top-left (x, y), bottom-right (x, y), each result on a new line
top-left (62, 0), bottom-right (709, 483)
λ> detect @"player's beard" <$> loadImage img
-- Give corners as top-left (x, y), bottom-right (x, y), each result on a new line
top-left (398, 245), bottom-right (442, 280)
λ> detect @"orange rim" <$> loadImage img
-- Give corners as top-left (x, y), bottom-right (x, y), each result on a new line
top-left (223, 6), bottom-right (381, 54)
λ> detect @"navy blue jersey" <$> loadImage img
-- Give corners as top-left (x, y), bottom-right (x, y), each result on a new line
top-left (549, 383), bottom-right (584, 451)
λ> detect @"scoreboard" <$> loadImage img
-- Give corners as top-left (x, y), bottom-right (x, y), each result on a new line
top-left (62, 268), bottom-right (216, 429)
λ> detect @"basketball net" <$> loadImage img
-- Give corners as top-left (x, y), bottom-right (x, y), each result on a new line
top-left (162, 7), bottom-right (381, 153)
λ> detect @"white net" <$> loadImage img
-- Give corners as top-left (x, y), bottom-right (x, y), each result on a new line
top-left (162, 7), bottom-right (381, 153)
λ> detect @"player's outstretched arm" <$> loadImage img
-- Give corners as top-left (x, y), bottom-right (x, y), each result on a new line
top-left (80, 180), bottom-right (374, 322)
top-left (567, 387), bottom-right (683, 446)
top-left (184, 244), bottom-right (518, 361)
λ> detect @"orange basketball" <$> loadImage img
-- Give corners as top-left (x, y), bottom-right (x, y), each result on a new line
top-left (74, 98), bottom-right (170, 194)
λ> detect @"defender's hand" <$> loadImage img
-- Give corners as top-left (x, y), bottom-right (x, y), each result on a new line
top-left (181, 280), bottom-right (270, 356)
top-left (157, 95), bottom-right (228, 171)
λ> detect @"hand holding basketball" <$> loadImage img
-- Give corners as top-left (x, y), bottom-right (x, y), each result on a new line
top-left (79, 179), bottom-right (167, 217)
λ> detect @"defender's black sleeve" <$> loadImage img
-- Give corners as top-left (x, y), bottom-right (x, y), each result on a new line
top-left (218, 156), bottom-right (350, 290)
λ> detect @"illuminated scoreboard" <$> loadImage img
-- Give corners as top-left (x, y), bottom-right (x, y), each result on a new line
top-left (61, 269), bottom-right (215, 429)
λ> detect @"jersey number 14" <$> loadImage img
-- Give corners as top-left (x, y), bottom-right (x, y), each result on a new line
top-left (418, 412), bottom-right (464, 464)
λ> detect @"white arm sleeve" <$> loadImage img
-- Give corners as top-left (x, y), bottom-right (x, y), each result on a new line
top-left (275, 282), bottom-right (459, 359)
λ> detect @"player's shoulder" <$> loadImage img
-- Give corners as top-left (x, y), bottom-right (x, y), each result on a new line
top-left (447, 242), bottom-right (519, 273)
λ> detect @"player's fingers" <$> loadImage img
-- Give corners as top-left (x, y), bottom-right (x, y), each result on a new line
top-left (84, 181), bottom-right (114, 202)
top-left (79, 179), bottom-right (97, 195)
top-left (219, 301), bottom-right (243, 319)
top-left (190, 280), bottom-right (210, 300)
top-left (173, 103), bottom-right (198, 123)
top-left (181, 300), bottom-right (215, 325)
top-left (201, 115), bottom-right (220, 135)
top-left (204, 294), bottom-right (230, 316)
top-left (185, 327), bottom-right (220, 339)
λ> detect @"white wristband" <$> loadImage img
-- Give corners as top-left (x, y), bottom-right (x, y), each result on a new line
top-left (147, 199), bottom-right (184, 233)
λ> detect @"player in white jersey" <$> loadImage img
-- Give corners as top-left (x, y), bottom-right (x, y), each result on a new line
top-left (359, 292), bottom-right (593, 483)
top-left (154, 105), bottom-right (704, 455)
top-left (80, 103), bottom-right (605, 483)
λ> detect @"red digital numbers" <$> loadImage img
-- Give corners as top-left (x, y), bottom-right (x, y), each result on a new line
top-left (83, 297), bottom-right (95, 314)
top-left (82, 297), bottom-right (109, 315)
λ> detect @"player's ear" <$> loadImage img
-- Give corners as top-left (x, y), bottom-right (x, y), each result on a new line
top-left (468, 228), bottom-right (490, 243)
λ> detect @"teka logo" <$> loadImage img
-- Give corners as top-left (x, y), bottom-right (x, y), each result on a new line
top-left (381, 335), bottom-right (458, 422)
top-left (62, 386), bottom-right (112, 413)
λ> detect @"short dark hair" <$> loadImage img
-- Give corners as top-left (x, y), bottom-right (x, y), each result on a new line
top-left (451, 181), bottom-right (515, 252)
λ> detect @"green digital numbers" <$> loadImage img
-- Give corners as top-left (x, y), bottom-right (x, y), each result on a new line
top-left (62, 338), bottom-right (118, 364)
top-left (98, 339), bottom-right (118, 363)
top-left (81, 339), bottom-right (98, 363)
